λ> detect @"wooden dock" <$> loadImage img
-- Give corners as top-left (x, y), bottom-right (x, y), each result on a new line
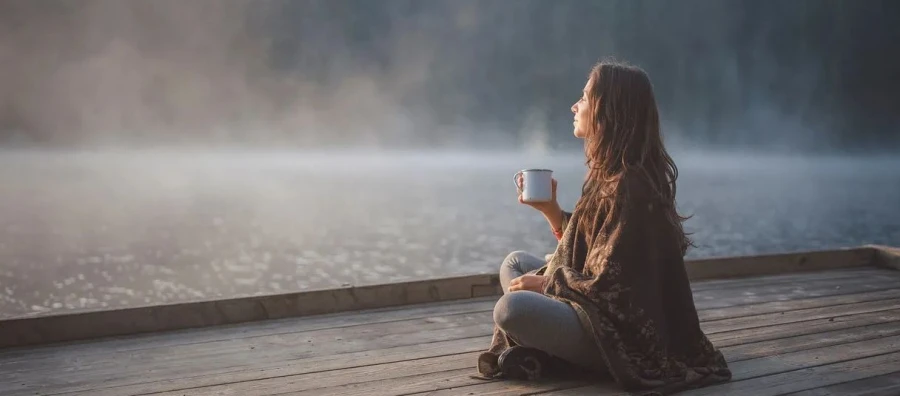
top-left (1, 245), bottom-right (899, 395)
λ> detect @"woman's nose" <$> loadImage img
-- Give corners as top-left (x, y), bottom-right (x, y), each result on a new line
top-left (571, 103), bottom-right (577, 114)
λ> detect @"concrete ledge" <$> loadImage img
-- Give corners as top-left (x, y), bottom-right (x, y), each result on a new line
top-left (867, 244), bottom-right (900, 270)
top-left (0, 245), bottom-right (890, 349)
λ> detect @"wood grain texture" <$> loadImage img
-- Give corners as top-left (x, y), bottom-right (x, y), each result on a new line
top-left (690, 275), bottom-right (900, 310)
top-left (701, 298), bottom-right (900, 335)
top-left (0, 273), bottom-right (502, 349)
top-left (422, 378), bottom-right (603, 396)
top-left (685, 247), bottom-right (874, 281)
top-left (869, 244), bottom-right (900, 271)
top-left (697, 288), bottom-right (900, 322)
top-left (709, 309), bottom-right (900, 348)
top-left (0, 247), bottom-right (880, 349)
top-left (5, 266), bottom-right (900, 396)
top-left (680, 350), bottom-right (900, 396)
top-left (545, 336), bottom-right (900, 396)
top-left (690, 267), bottom-right (893, 292)
top-left (0, 297), bottom-right (498, 362)
top-left (17, 290), bottom-right (897, 395)
top-left (271, 334), bottom-right (900, 396)
top-left (785, 371), bottom-right (900, 396)
top-left (11, 268), bottom-right (888, 378)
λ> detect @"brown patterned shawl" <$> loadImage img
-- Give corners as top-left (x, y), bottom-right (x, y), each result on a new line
top-left (477, 174), bottom-right (732, 395)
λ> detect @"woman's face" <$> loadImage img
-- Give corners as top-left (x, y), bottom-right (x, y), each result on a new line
top-left (571, 79), bottom-right (592, 139)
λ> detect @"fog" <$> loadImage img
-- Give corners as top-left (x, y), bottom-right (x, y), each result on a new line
top-left (1, 0), bottom-right (898, 152)
top-left (1, 1), bottom-right (899, 317)
top-left (1, 148), bottom-right (898, 317)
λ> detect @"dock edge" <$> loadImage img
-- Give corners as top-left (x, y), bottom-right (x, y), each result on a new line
top-left (867, 244), bottom-right (900, 270)
top-left (0, 245), bottom-right (892, 349)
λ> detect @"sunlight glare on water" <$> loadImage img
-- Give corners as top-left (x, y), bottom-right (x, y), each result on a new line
top-left (0, 149), bottom-right (897, 318)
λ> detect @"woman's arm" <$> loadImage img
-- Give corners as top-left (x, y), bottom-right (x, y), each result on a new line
top-left (541, 204), bottom-right (570, 240)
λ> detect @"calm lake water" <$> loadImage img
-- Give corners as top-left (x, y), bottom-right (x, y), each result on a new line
top-left (1, 149), bottom-right (898, 318)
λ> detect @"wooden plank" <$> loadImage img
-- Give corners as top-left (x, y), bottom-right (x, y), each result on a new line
top-left (0, 284), bottom-right (830, 383)
top-left (0, 327), bottom-right (490, 393)
top-left (533, 383), bottom-right (627, 395)
top-left (288, 367), bottom-right (485, 396)
top-left (698, 288), bottom-right (900, 322)
top-left (20, 337), bottom-right (493, 396)
top-left (11, 273), bottom-right (877, 374)
top-left (25, 307), bottom-right (895, 396)
top-left (701, 298), bottom-right (900, 335)
top-left (15, 267), bottom-right (889, 364)
top-left (4, 270), bottom-right (896, 394)
top-left (710, 309), bottom-right (900, 347)
top-left (0, 273), bottom-right (503, 349)
top-left (684, 247), bottom-right (873, 281)
top-left (234, 334), bottom-right (900, 396)
top-left (130, 358), bottom-right (595, 396)
top-left (0, 310), bottom-right (493, 372)
top-left (30, 270), bottom-right (891, 367)
top-left (145, 352), bottom-right (480, 396)
top-left (54, 306), bottom-right (900, 396)
top-left (690, 267), bottom-right (894, 292)
top-left (680, 350), bottom-right (900, 396)
top-left (0, 322), bottom-right (495, 394)
top-left (786, 371), bottom-right (900, 396)
top-left (27, 266), bottom-right (886, 364)
top-left (0, 247), bottom-right (876, 349)
top-left (0, 297), bottom-right (497, 362)
top-left (691, 277), bottom-right (900, 310)
top-left (8, 286), bottom-right (900, 395)
top-left (544, 336), bottom-right (900, 396)
top-left (706, 335), bottom-right (900, 393)
top-left (721, 321), bottom-right (900, 363)
top-left (869, 244), bottom-right (900, 271)
top-left (420, 379), bottom-right (603, 396)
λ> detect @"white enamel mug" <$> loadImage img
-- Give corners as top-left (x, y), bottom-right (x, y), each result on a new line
top-left (514, 168), bottom-right (553, 203)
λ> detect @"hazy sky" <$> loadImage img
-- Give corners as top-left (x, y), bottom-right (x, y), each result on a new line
top-left (1, 0), bottom-right (898, 152)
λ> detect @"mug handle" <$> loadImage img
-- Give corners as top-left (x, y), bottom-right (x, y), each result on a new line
top-left (513, 171), bottom-right (523, 193)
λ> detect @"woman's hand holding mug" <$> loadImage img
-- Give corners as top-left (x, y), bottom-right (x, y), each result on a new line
top-left (515, 169), bottom-right (560, 215)
top-left (515, 169), bottom-right (565, 236)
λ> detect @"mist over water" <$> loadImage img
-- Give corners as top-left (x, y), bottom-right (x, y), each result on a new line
top-left (1, 150), bottom-right (898, 318)
top-left (0, 1), bottom-right (898, 317)
top-left (1, 0), bottom-right (898, 151)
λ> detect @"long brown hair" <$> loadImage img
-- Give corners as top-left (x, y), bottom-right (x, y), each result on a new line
top-left (575, 59), bottom-right (692, 254)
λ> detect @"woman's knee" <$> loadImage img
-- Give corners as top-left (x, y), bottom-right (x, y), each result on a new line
top-left (493, 291), bottom-right (537, 332)
top-left (500, 250), bottom-right (531, 273)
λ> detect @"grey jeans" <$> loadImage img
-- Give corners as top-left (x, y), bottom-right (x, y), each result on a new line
top-left (495, 250), bottom-right (607, 372)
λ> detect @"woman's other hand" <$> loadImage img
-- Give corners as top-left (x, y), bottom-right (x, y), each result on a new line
top-left (508, 274), bottom-right (548, 293)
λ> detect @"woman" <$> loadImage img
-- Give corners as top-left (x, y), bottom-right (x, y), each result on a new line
top-left (475, 60), bottom-right (732, 394)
